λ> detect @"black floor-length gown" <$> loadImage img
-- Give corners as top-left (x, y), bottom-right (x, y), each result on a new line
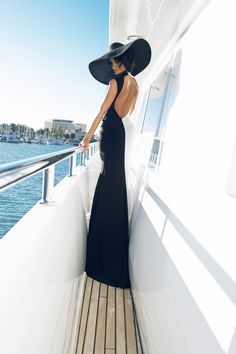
top-left (85, 69), bottom-right (131, 288)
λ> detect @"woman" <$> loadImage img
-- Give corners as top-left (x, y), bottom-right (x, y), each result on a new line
top-left (80, 38), bottom-right (151, 288)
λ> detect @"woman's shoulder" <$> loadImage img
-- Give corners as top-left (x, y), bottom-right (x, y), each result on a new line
top-left (126, 74), bottom-right (139, 91)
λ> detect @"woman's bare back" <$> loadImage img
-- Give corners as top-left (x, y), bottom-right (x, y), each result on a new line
top-left (113, 74), bottom-right (139, 119)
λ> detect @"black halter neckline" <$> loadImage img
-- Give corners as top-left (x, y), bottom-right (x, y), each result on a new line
top-left (115, 69), bottom-right (128, 77)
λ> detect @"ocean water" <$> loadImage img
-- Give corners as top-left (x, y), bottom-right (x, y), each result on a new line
top-left (0, 142), bottom-right (81, 239)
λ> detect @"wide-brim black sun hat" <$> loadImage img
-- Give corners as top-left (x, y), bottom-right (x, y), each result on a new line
top-left (88, 38), bottom-right (151, 85)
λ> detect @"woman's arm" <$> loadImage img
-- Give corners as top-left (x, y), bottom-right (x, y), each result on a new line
top-left (80, 79), bottom-right (117, 150)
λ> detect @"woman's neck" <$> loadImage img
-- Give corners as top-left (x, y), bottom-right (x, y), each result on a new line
top-left (115, 69), bottom-right (127, 75)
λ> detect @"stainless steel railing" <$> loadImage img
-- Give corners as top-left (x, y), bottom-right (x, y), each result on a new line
top-left (0, 142), bottom-right (99, 203)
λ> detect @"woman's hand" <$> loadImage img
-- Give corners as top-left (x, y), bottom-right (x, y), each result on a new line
top-left (79, 136), bottom-right (90, 151)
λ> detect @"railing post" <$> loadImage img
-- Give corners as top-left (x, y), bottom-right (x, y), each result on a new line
top-left (40, 165), bottom-right (55, 204)
top-left (80, 151), bottom-right (86, 166)
top-left (69, 154), bottom-right (76, 176)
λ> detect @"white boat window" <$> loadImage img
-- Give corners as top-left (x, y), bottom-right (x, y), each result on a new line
top-left (142, 92), bottom-right (164, 134)
top-left (148, 50), bottom-right (182, 170)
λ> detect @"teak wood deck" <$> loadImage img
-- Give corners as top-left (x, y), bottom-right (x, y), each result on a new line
top-left (74, 276), bottom-right (143, 353)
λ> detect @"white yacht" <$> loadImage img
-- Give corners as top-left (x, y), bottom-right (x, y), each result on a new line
top-left (6, 131), bottom-right (22, 143)
top-left (0, 0), bottom-right (235, 353)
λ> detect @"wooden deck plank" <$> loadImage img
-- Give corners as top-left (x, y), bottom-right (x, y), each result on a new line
top-left (94, 296), bottom-right (107, 353)
top-left (105, 286), bottom-right (115, 350)
top-left (116, 288), bottom-right (126, 353)
top-left (124, 288), bottom-right (131, 298)
top-left (82, 279), bottom-right (100, 353)
top-left (100, 282), bottom-right (108, 298)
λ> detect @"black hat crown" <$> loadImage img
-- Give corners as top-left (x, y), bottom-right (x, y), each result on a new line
top-left (109, 42), bottom-right (123, 51)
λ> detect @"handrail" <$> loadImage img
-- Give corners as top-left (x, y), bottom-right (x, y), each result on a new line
top-left (0, 142), bottom-right (99, 203)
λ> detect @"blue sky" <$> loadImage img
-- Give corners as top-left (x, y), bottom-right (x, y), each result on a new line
top-left (0, 0), bottom-right (109, 129)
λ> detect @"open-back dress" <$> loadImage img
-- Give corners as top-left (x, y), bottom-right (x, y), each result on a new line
top-left (85, 69), bottom-right (131, 288)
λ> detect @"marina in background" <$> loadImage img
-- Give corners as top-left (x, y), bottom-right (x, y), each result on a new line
top-left (0, 119), bottom-right (89, 145)
top-left (0, 142), bottom-right (82, 238)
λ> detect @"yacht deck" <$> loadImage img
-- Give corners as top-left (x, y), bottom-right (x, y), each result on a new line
top-left (74, 276), bottom-right (143, 353)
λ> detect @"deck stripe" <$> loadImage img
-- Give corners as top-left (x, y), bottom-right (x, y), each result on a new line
top-left (114, 287), bottom-right (117, 353)
top-left (92, 282), bottom-right (101, 352)
top-left (81, 278), bottom-right (94, 353)
top-left (105, 285), bottom-right (116, 350)
top-left (76, 276), bottom-right (87, 347)
top-left (94, 294), bottom-right (107, 352)
top-left (123, 289), bottom-right (128, 354)
top-left (103, 285), bottom-right (109, 352)
top-left (116, 288), bottom-right (126, 353)
top-left (83, 279), bottom-right (100, 352)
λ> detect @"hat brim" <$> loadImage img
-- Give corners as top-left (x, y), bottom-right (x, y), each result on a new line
top-left (88, 38), bottom-right (151, 85)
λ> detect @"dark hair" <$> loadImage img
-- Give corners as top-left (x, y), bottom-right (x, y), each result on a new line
top-left (113, 47), bottom-right (136, 73)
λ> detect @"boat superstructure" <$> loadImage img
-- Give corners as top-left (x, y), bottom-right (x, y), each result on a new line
top-left (6, 131), bottom-right (22, 143)
top-left (0, 0), bottom-right (236, 353)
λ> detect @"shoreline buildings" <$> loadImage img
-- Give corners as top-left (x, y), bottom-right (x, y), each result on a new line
top-left (44, 119), bottom-right (86, 133)
top-left (44, 119), bottom-right (87, 143)
top-left (0, 119), bottom-right (88, 145)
